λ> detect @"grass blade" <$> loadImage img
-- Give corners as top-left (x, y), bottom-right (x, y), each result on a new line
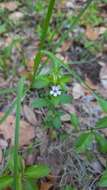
top-left (0, 88), bottom-right (16, 95)
top-left (0, 99), bottom-right (17, 124)
top-left (32, 0), bottom-right (56, 85)
top-left (14, 78), bottom-right (24, 190)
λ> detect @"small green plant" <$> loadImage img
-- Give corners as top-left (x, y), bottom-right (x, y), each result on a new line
top-left (0, 78), bottom-right (50, 190)
top-left (1, 0), bottom-right (106, 189)
top-left (31, 51), bottom-right (71, 129)
top-left (79, 1), bottom-right (103, 26)
top-left (0, 7), bottom-right (13, 34)
top-left (0, 153), bottom-right (50, 190)
top-left (0, 38), bottom-right (21, 79)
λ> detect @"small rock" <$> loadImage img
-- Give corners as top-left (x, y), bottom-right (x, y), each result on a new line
top-left (9, 12), bottom-right (24, 22)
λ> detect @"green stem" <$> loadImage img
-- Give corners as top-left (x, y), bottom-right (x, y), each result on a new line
top-left (14, 78), bottom-right (24, 190)
top-left (31, 0), bottom-right (56, 86)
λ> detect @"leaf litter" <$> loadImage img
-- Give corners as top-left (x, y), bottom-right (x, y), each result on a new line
top-left (0, 0), bottom-right (107, 189)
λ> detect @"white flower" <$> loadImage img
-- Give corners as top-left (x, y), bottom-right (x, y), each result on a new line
top-left (50, 85), bottom-right (61, 96)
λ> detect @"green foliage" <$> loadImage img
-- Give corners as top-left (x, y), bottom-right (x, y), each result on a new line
top-left (96, 117), bottom-right (107, 129)
top-left (98, 170), bottom-right (107, 187)
top-left (0, 176), bottom-right (13, 190)
top-left (95, 133), bottom-right (107, 153)
top-left (70, 113), bottom-right (79, 129)
top-left (32, 98), bottom-right (47, 108)
top-left (79, 2), bottom-right (103, 26)
top-left (0, 38), bottom-right (21, 78)
top-left (33, 75), bottom-right (50, 89)
top-left (97, 97), bottom-right (107, 113)
top-left (1, 154), bottom-right (50, 190)
top-left (14, 78), bottom-right (24, 190)
top-left (25, 164), bottom-right (50, 178)
top-left (75, 132), bottom-right (94, 152)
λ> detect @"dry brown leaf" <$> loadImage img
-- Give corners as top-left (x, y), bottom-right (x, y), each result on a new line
top-left (0, 113), bottom-right (35, 146)
top-left (40, 182), bottom-right (53, 190)
top-left (85, 77), bottom-right (98, 90)
top-left (85, 26), bottom-right (99, 41)
top-left (23, 105), bottom-right (38, 126)
top-left (97, 86), bottom-right (107, 98)
top-left (72, 83), bottom-right (85, 99)
top-left (62, 104), bottom-right (76, 114)
top-left (0, 139), bottom-right (8, 149)
top-left (61, 41), bottom-right (72, 52)
top-left (0, 2), bottom-right (18, 11)
top-left (25, 154), bottom-right (35, 165)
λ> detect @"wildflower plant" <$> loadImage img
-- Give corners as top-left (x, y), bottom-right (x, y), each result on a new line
top-left (31, 52), bottom-right (72, 129)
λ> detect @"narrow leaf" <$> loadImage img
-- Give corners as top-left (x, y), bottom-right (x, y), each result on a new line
top-left (96, 117), bottom-right (107, 129)
top-left (95, 133), bottom-right (107, 153)
top-left (32, 98), bottom-right (47, 108)
top-left (71, 113), bottom-right (79, 129)
top-left (14, 78), bottom-right (24, 190)
top-left (24, 164), bottom-right (50, 179)
top-left (98, 170), bottom-right (107, 187)
top-left (75, 132), bottom-right (94, 152)
top-left (97, 97), bottom-right (107, 113)
top-left (0, 176), bottom-right (13, 189)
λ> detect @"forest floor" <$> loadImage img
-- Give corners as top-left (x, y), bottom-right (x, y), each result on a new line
top-left (0, 0), bottom-right (107, 190)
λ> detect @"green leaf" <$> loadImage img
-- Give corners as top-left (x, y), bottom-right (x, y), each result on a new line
top-left (24, 179), bottom-right (38, 190)
top-left (59, 75), bottom-right (71, 84)
top-left (0, 24), bottom-right (6, 34)
top-left (75, 132), bottom-right (94, 152)
top-left (53, 115), bottom-right (61, 128)
top-left (70, 113), bottom-right (79, 129)
top-left (50, 95), bottom-right (72, 106)
top-left (64, 185), bottom-right (77, 190)
top-left (98, 170), bottom-right (107, 187)
top-left (33, 76), bottom-right (49, 89)
top-left (0, 176), bottom-right (13, 189)
top-left (96, 117), bottom-right (107, 129)
top-left (95, 133), bottom-right (107, 153)
top-left (59, 95), bottom-right (72, 104)
top-left (17, 175), bottom-right (23, 190)
top-left (24, 164), bottom-right (50, 179)
top-left (0, 88), bottom-right (16, 95)
top-left (97, 97), bottom-right (107, 113)
top-left (32, 98), bottom-right (47, 108)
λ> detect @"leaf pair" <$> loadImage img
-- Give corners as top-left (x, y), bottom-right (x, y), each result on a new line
top-left (32, 95), bottom-right (72, 109)
top-left (75, 131), bottom-right (107, 153)
top-left (0, 164), bottom-right (50, 190)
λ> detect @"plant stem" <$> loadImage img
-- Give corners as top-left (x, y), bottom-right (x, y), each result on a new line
top-left (14, 78), bottom-right (24, 190)
top-left (31, 0), bottom-right (56, 86)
